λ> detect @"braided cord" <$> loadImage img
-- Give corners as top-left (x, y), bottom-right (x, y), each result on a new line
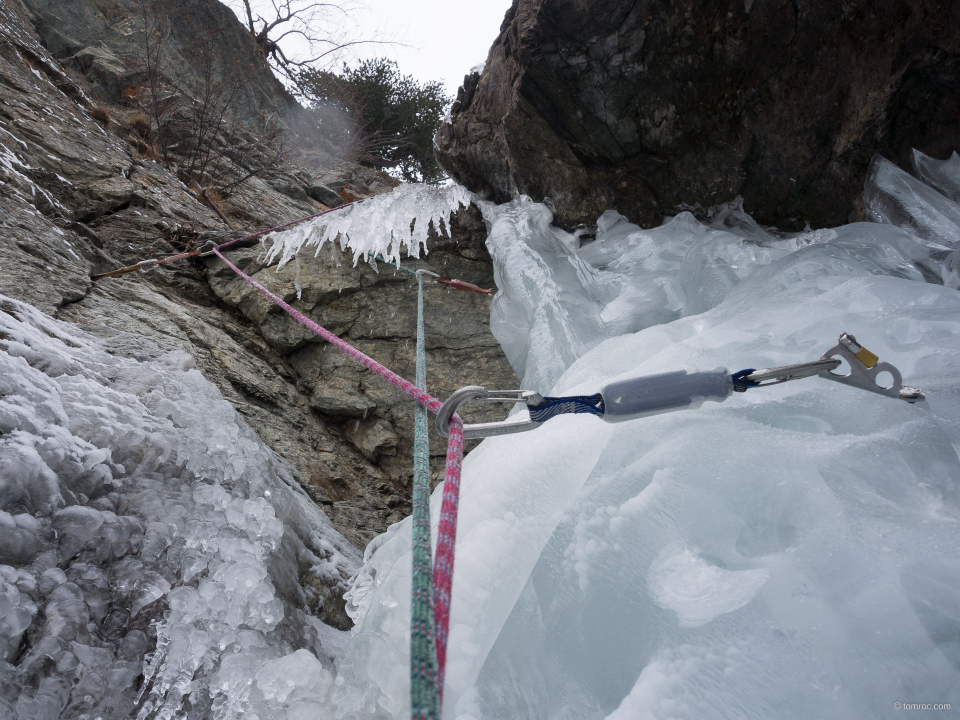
top-left (211, 247), bottom-right (463, 716)
top-left (411, 273), bottom-right (439, 719)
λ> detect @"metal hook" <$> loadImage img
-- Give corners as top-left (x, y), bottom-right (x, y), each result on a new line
top-left (436, 386), bottom-right (546, 439)
top-left (818, 333), bottom-right (924, 402)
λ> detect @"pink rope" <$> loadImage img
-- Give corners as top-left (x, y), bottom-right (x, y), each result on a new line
top-left (95, 203), bottom-right (363, 281)
top-left (215, 201), bottom-right (360, 252)
top-left (211, 247), bottom-right (463, 707)
top-left (432, 420), bottom-right (461, 701)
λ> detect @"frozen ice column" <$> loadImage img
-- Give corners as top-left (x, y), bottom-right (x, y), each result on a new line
top-left (600, 368), bottom-right (733, 422)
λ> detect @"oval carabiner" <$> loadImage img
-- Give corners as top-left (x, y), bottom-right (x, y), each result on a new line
top-left (436, 386), bottom-right (545, 440)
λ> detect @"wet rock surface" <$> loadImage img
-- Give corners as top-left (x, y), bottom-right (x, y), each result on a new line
top-left (0, 0), bottom-right (517, 553)
top-left (436, 0), bottom-right (960, 231)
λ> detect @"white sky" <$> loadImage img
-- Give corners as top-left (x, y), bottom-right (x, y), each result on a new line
top-left (227, 0), bottom-right (514, 98)
top-left (350, 0), bottom-right (513, 96)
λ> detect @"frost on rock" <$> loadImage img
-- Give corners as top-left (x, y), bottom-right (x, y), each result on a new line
top-left (262, 183), bottom-right (472, 272)
top-left (0, 299), bottom-right (360, 720)
top-left (335, 155), bottom-right (960, 719)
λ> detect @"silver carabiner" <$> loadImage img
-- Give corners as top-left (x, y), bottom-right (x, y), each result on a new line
top-left (818, 333), bottom-right (924, 402)
top-left (436, 386), bottom-right (545, 440)
top-left (741, 358), bottom-right (842, 387)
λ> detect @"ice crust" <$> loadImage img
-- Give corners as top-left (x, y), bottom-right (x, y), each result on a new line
top-left (911, 149), bottom-right (960, 203)
top-left (0, 299), bottom-right (359, 719)
top-left (334, 154), bottom-right (960, 719)
top-left (482, 193), bottom-right (944, 392)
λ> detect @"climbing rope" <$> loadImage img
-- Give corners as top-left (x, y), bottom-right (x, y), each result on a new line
top-left (209, 247), bottom-right (465, 713)
top-left (411, 270), bottom-right (439, 719)
top-left (92, 198), bottom-right (492, 709)
top-left (92, 202), bottom-right (362, 280)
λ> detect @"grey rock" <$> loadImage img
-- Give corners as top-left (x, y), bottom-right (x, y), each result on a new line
top-left (436, 0), bottom-right (960, 230)
top-left (65, 221), bottom-right (104, 248)
top-left (308, 365), bottom-right (378, 417)
top-left (19, 0), bottom-right (297, 125)
top-left (0, 0), bottom-right (519, 555)
top-left (305, 184), bottom-right (345, 208)
top-left (345, 417), bottom-right (399, 461)
top-left (205, 202), bottom-right (520, 493)
top-left (68, 46), bottom-right (131, 101)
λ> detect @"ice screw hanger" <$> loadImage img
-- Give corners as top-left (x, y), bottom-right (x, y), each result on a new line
top-left (437, 333), bottom-right (925, 440)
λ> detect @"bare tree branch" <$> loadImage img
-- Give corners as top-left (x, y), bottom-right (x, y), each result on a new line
top-left (222, 0), bottom-right (408, 86)
top-left (240, 0), bottom-right (256, 33)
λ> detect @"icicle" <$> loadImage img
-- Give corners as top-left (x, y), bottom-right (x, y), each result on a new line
top-left (263, 184), bottom-right (472, 270)
top-left (294, 252), bottom-right (303, 300)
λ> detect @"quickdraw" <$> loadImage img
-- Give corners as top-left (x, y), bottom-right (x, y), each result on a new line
top-left (437, 333), bottom-right (925, 440)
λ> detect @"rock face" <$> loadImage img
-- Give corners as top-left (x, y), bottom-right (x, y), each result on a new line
top-left (0, 0), bottom-right (518, 551)
top-left (436, 0), bottom-right (960, 230)
top-left (204, 205), bottom-right (517, 509)
top-left (20, 0), bottom-right (294, 121)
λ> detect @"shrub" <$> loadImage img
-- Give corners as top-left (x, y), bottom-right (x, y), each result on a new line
top-left (89, 104), bottom-right (112, 127)
top-left (125, 111), bottom-right (151, 139)
top-left (129, 0), bottom-right (285, 201)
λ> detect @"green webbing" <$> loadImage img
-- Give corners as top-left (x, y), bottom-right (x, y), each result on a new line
top-left (410, 271), bottom-right (439, 719)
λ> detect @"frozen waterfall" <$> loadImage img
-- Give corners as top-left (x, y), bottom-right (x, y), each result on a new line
top-left (337, 152), bottom-right (960, 720)
top-left (3, 149), bottom-right (960, 720)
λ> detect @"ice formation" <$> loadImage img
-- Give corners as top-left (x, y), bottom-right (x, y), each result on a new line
top-left (335, 153), bottom-right (960, 719)
top-left (5, 150), bottom-right (960, 720)
top-left (0, 299), bottom-right (360, 719)
top-left (484, 190), bottom-right (945, 392)
top-left (865, 154), bottom-right (960, 266)
top-left (911, 149), bottom-right (960, 204)
top-left (262, 183), bottom-right (472, 270)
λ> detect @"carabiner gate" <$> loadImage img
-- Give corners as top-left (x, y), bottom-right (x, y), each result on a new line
top-left (436, 386), bottom-right (545, 439)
